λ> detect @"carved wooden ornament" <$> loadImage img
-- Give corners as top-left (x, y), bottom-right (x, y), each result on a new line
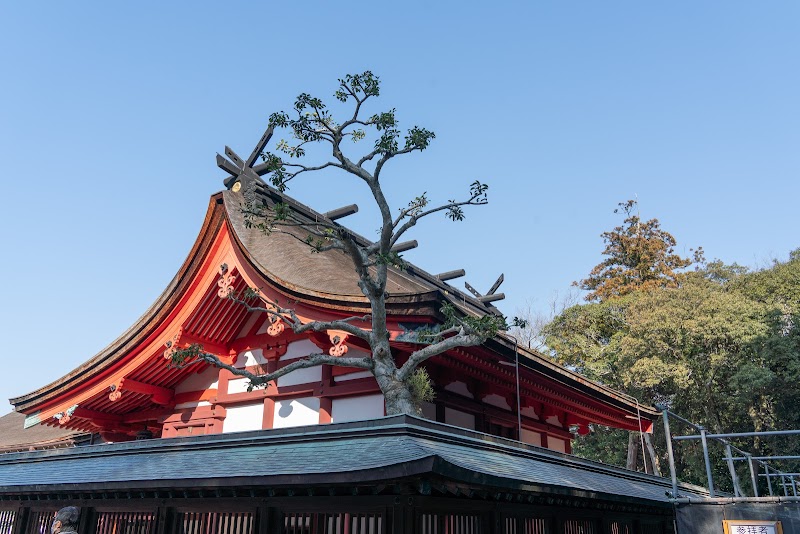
top-left (108, 380), bottom-right (123, 402)
top-left (328, 331), bottom-right (349, 356)
top-left (267, 316), bottom-right (285, 337)
top-left (217, 264), bottom-right (236, 298)
top-left (163, 331), bottom-right (182, 360)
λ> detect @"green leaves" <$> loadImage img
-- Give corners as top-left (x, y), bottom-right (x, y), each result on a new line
top-left (375, 130), bottom-right (399, 155)
top-left (268, 112), bottom-right (289, 128)
top-left (168, 343), bottom-right (205, 368)
top-left (336, 71), bottom-right (380, 101)
top-left (260, 151), bottom-right (288, 192)
top-left (469, 180), bottom-right (489, 201)
top-left (439, 302), bottom-right (507, 340)
top-left (546, 252), bottom-right (800, 487)
top-left (404, 193), bottom-right (429, 218)
top-left (408, 367), bottom-right (435, 404)
top-left (404, 126), bottom-right (435, 150)
top-left (369, 109), bottom-right (397, 131)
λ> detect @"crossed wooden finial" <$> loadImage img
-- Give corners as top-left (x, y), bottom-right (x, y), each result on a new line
top-left (465, 273), bottom-right (505, 305)
top-left (216, 126), bottom-right (274, 192)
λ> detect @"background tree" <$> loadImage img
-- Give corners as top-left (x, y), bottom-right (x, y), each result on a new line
top-left (557, 199), bottom-right (703, 472)
top-left (172, 72), bottom-right (514, 416)
top-left (545, 201), bottom-right (800, 490)
top-left (577, 199), bottom-right (703, 301)
top-left (509, 290), bottom-right (579, 351)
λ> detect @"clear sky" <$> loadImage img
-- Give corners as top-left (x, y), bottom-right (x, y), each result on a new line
top-left (1, 2), bottom-right (798, 414)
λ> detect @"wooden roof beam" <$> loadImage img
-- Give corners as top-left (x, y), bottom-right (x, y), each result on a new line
top-left (72, 407), bottom-right (123, 424)
top-left (122, 407), bottom-right (175, 424)
top-left (436, 269), bottom-right (465, 281)
top-left (324, 204), bottom-right (359, 221)
top-left (116, 378), bottom-right (174, 405)
top-left (391, 240), bottom-right (418, 253)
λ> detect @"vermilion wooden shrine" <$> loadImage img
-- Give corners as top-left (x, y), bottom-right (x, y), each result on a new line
top-left (0, 139), bottom-right (692, 533)
top-left (10, 183), bottom-right (656, 451)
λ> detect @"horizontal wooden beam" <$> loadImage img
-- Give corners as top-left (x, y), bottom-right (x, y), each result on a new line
top-left (73, 407), bottom-right (122, 424)
top-left (120, 378), bottom-right (174, 405)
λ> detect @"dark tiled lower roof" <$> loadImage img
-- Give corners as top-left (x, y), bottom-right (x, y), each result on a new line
top-left (0, 412), bottom-right (86, 453)
top-left (0, 416), bottom-right (703, 505)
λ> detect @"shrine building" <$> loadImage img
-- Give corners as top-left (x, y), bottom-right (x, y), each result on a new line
top-left (0, 178), bottom-right (701, 534)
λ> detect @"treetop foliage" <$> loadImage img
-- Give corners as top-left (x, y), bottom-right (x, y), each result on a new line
top-left (577, 199), bottom-right (703, 302)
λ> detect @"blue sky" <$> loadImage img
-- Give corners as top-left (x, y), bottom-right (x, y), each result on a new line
top-left (1, 2), bottom-right (798, 413)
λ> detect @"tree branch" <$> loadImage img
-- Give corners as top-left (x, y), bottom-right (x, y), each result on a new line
top-left (196, 351), bottom-right (374, 387)
top-left (225, 293), bottom-right (373, 343)
top-left (390, 195), bottom-right (487, 247)
top-left (396, 331), bottom-right (484, 381)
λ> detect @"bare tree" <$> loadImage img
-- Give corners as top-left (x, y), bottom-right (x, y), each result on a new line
top-left (171, 72), bottom-right (517, 415)
top-left (510, 290), bottom-right (579, 351)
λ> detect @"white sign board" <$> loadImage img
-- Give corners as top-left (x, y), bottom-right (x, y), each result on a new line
top-left (723, 520), bottom-right (783, 534)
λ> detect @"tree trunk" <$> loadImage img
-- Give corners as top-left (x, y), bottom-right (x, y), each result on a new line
top-left (643, 432), bottom-right (662, 477)
top-left (626, 432), bottom-right (639, 471)
top-left (379, 375), bottom-right (418, 415)
top-left (372, 344), bottom-right (418, 416)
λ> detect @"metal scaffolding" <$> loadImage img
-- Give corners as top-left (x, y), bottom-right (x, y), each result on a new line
top-left (657, 404), bottom-right (800, 502)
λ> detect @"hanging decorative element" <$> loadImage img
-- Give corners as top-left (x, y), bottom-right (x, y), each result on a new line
top-left (267, 316), bottom-right (285, 337)
top-left (163, 331), bottom-right (182, 360)
top-left (53, 405), bottom-right (78, 425)
top-left (328, 332), bottom-right (349, 356)
top-left (108, 380), bottom-right (123, 402)
top-left (217, 264), bottom-right (236, 298)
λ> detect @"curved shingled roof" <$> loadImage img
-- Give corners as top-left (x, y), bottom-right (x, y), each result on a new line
top-left (10, 186), bottom-right (658, 425)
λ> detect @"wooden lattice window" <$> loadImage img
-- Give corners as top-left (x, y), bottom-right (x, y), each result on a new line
top-left (26, 511), bottom-right (56, 534)
top-left (419, 513), bottom-right (483, 534)
top-left (282, 511), bottom-right (385, 534)
top-left (0, 510), bottom-right (16, 534)
top-left (176, 512), bottom-right (254, 534)
top-left (504, 517), bottom-right (549, 534)
top-left (609, 521), bottom-right (632, 534)
top-left (96, 511), bottom-right (156, 534)
top-left (562, 519), bottom-right (596, 534)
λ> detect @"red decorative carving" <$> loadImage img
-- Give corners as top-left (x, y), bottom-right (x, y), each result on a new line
top-left (217, 264), bottom-right (236, 298)
top-left (328, 331), bottom-right (349, 356)
top-left (54, 405), bottom-right (78, 425)
top-left (267, 317), bottom-right (285, 337)
top-left (108, 380), bottom-right (123, 402)
top-left (163, 331), bottom-right (182, 360)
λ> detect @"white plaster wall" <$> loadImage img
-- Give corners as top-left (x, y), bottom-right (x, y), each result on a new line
top-left (483, 393), bottom-right (511, 410)
top-left (548, 437), bottom-right (567, 453)
top-left (174, 366), bottom-right (219, 393)
top-left (235, 349), bottom-right (267, 368)
top-left (521, 406), bottom-right (539, 420)
top-left (174, 401), bottom-right (212, 410)
top-left (276, 365), bottom-right (322, 387)
top-left (272, 397), bottom-right (320, 429)
top-left (331, 394), bottom-right (384, 423)
top-left (520, 429), bottom-right (542, 447)
top-left (227, 377), bottom-right (254, 394)
top-left (333, 370), bottom-right (372, 382)
top-left (222, 402), bottom-right (264, 433)
top-left (444, 381), bottom-right (473, 398)
top-left (444, 407), bottom-right (476, 430)
top-left (280, 339), bottom-right (323, 361)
